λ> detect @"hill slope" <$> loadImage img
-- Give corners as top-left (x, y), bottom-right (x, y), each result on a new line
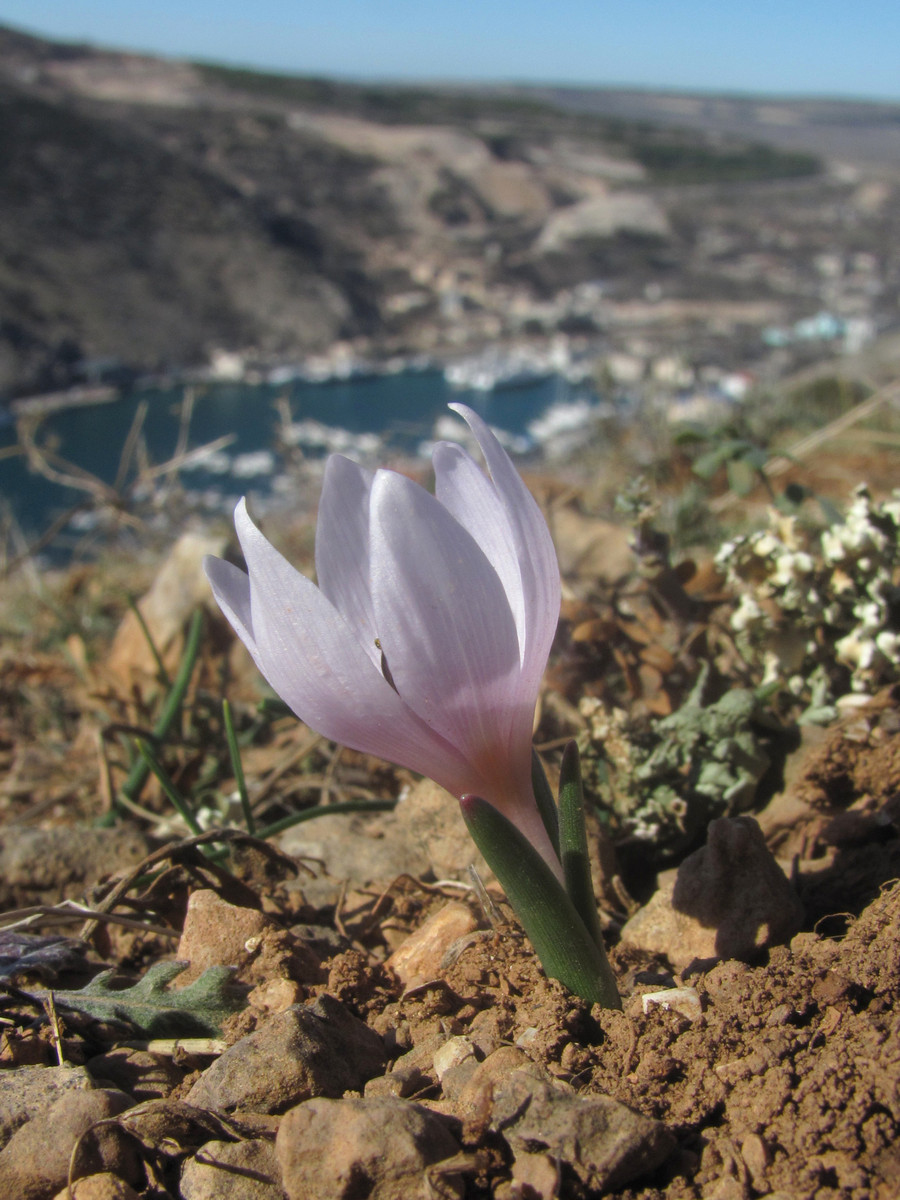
top-left (5, 25), bottom-right (896, 396)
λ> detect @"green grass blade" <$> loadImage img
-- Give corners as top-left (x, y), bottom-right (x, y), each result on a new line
top-left (135, 738), bottom-right (203, 836)
top-left (531, 747), bottom-right (560, 856)
top-left (255, 799), bottom-right (395, 841)
top-left (557, 741), bottom-right (607, 950)
top-left (222, 699), bottom-right (255, 835)
top-left (115, 609), bottom-right (204, 816)
top-left (127, 593), bottom-right (171, 687)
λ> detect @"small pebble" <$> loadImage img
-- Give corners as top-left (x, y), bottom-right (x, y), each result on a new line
top-left (386, 902), bottom-right (479, 989)
top-left (641, 987), bottom-right (703, 1020)
top-left (432, 1036), bottom-right (477, 1081)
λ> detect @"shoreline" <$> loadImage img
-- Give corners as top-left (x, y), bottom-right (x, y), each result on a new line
top-left (3, 333), bottom-right (607, 420)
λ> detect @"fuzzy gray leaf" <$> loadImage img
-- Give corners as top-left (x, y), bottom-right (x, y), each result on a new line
top-left (47, 962), bottom-right (244, 1037)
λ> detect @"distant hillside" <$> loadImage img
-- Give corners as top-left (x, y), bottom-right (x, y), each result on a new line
top-left (0, 25), bottom-right (866, 398)
top-left (520, 85), bottom-right (900, 168)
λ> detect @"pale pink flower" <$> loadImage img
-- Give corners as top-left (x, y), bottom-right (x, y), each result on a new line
top-left (204, 403), bottom-right (561, 870)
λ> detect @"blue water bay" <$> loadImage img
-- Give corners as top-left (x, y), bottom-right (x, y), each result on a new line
top-left (1, 370), bottom-right (603, 555)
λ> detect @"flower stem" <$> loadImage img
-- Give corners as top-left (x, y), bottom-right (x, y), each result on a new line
top-left (461, 795), bottom-right (621, 1009)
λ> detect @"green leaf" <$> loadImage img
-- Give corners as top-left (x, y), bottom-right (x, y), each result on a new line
top-left (742, 445), bottom-right (769, 471)
top-left (726, 456), bottom-right (756, 497)
top-left (694, 437), bottom-right (757, 480)
top-left (531, 748), bottom-right (560, 857)
top-left (48, 962), bottom-right (244, 1037)
top-left (461, 796), bottom-right (621, 1009)
top-left (671, 422), bottom-right (710, 445)
top-left (691, 445), bottom-right (732, 479)
top-left (255, 798), bottom-right (395, 840)
top-left (557, 742), bottom-right (607, 951)
top-left (817, 495), bottom-right (844, 526)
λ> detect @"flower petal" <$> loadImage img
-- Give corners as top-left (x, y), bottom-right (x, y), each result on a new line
top-left (448, 403), bottom-right (560, 701)
top-left (314, 454), bottom-right (379, 668)
top-left (204, 555), bottom-right (257, 656)
top-left (369, 468), bottom-right (522, 771)
top-left (217, 500), bottom-right (476, 792)
top-left (432, 439), bottom-right (526, 659)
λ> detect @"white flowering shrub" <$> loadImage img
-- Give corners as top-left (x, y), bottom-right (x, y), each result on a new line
top-left (716, 486), bottom-right (900, 719)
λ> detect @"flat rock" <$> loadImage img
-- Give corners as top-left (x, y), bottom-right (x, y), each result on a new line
top-left (536, 191), bottom-right (670, 253)
top-left (275, 1095), bottom-right (463, 1200)
top-left (105, 531), bottom-right (227, 687)
top-left (279, 810), bottom-right (423, 906)
top-left (620, 816), bottom-right (804, 970)
top-left (175, 889), bottom-right (274, 985)
top-left (186, 993), bottom-right (385, 1113)
top-left (0, 1064), bottom-right (95, 1149)
top-left (391, 779), bottom-right (494, 883)
top-left (0, 1087), bottom-right (137, 1200)
top-left (175, 890), bottom-right (321, 987)
top-left (491, 1069), bottom-right (674, 1193)
top-left (180, 1137), bottom-right (283, 1199)
top-left (279, 777), bottom-right (492, 904)
top-left (0, 825), bottom-right (152, 907)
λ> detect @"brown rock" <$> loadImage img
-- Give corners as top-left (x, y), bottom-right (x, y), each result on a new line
top-left (620, 817), bottom-right (804, 970)
top-left (0, 1088), bottom-right (137, 1200)
top-left (175, 889), bottom-right (275, 985)
top-left (0, 1064), bottom-right (94, 1149)
top-left (278, 809), bottom-right (428, 907)
top-left (503, 1151), bottom-right (561, 1200)
top-left (392, 779), bottom-right (495, 882)
top-left (491, 1070), bottom-right (674, 1193)
top-left (277, 777), bottom-right (493, 904)
top-left (431, 1036), bottom-right (481, 1101)
top-left (740, 1133), bottom-right (771, 1191)
top-left (275, 1096), bottom-right (462, 1200)
top-left (175, 891), bottom-right (321, 989)
top-left (363, 1063), bottom-right (430, 1100)
top-left (247, 977), bottom-right (305, 1014)
top-left (186, 994), bottom-right (385, 1113)
top-left (86, 1048), bottom-right (183, 1101)
top-left (180, 1137), bottom-right (283, 1199)
top-left (50, 1176), bottom-right (140, 1200)
top-left (106, 531), bottom-right (227, 687)
top-left (386, 901), bottom-right (479, 988)
top-left (455, 1046), bottom-right (546, 1119)
top-left (0, 826), bottom-right (152, 909)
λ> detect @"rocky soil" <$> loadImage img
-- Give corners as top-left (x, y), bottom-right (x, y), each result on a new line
top-left (1, 479), bottom-right (898, 1199)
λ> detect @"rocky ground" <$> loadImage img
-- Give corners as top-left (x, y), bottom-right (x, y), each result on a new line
top-left (0, 455), bottom-right (898, 1200)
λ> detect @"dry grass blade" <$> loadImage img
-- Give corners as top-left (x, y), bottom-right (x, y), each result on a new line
top-left (0, 901), bottom-right (178, 939)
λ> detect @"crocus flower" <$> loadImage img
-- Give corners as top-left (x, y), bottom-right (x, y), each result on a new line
top-left (204, 403), bottom-right (561, 872)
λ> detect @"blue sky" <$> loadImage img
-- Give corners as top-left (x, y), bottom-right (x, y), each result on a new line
top-left (2, 1), bottom-right (899, 100)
